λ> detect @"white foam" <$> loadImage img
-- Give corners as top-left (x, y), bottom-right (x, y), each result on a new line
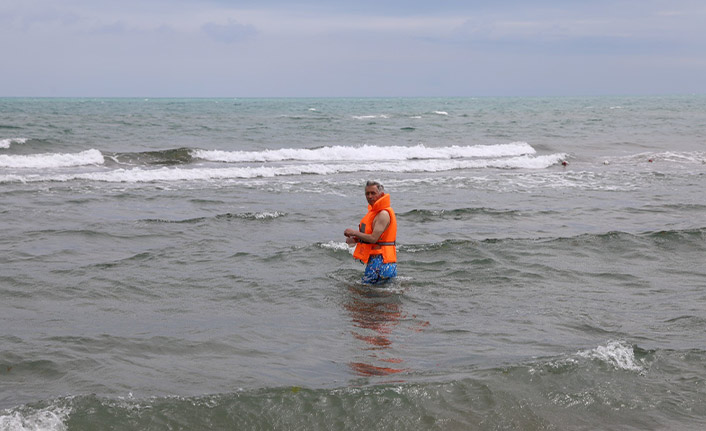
top-left (608, 151), bottom-right (706, 165)
top-left (0, 404), bottom-right (70, 431)
top-left (434, 111), bottom-right (449, 116)
top-left (250, 211), bottom-right (286, 220)
top-left (577, 340), bottom-right (644, 372)
top-left (0, 149), bottom-right (104, 168)
top-left (0, 138), bottom-right (28, 149)
top-left (0, 152), bottom-right (566, 184)
top-left (319, 241), bottom-right (352, 252)
top-left (352, 114), bottom-right (388, 120)
top-left (193, 143), bottom-right (536, 163)
top-left (647, 151), bottom-right (706, 164)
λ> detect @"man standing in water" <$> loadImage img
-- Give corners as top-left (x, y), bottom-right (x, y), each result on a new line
top-left (344, 180), bottom-right (397, 284)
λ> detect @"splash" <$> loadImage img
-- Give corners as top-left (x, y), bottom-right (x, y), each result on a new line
top-left (0, 403), bottom-right (70, 431)
top-left (577, 340), bottom-right (645, 372)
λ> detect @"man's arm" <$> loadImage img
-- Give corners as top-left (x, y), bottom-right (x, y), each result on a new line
top-left (344, 210), bottom-right (390, 244)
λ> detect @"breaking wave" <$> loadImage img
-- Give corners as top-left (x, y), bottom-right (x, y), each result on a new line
top-left (0, 149), bottom-right (104, 168)
top-left (0, 146), bottom-right (566, 184)
top-left (576, 340), bottom-right (646, 373)
top-left (192, 142), bottom-right (536, 163)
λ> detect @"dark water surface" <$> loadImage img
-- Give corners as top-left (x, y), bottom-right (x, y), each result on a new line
top-left (1, 96), bottom-right (705, 430)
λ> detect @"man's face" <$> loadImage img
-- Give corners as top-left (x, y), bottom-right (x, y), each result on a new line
top-left (365, 185), bottom-right (384, 206)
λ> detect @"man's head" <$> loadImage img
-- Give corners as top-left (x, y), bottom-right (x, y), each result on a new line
top-left (364, 180), bottom-right (385, 206)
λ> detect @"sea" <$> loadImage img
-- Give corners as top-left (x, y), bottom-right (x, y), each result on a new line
top-left (1, 96), bottom-right (705, 430)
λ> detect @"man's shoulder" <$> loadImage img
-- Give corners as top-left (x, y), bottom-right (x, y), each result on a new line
top-left (374, 209), bottom-right (391, 221)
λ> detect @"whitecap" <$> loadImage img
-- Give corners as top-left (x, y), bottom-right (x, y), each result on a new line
top-left (0, 149), bottom-right (104, 168)
top-left (251, 211), bottom-right (286, 220)
top-left (608, 151), bottom-right (706, 165)
top-left (319, 241), bottom-right (353, 253)
top-left (577, 340), bottom-right (644, 372)
top-left (0, 151), bottom-right (566, 184)
top-left (192, 142), bottom-right (537, 163)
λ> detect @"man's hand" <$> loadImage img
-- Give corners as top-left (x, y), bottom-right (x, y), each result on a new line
top-left (344, 228), bottom-right (359, 247)
top-left (343, 210), bottom-right (390, 245)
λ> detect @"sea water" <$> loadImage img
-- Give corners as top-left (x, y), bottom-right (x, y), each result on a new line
top-left (1, 96), bottom-right (705, 430)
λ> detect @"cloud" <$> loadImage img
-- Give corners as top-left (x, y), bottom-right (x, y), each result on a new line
top-left (201, 19), bottom-right (258, 43)
top-left (91, 21), bottom-right (127, 35)
top-left (1, 0), bottom-right (705, 96)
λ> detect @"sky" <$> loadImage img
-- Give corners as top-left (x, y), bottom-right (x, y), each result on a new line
top-left (2, 0), bottom-right (706, 97)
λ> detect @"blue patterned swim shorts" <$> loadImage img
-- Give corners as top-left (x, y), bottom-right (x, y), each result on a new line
top-left (362, 255), bottom-right (397, 285)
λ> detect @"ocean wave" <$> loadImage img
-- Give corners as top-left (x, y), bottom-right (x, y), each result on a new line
top-left (645, 227), bottom-right (706, 241)
top-left (610, 150), bottom-right (706, 165)
top-left (0, 402), bottom-right (71, 431)
top-left (2, 338), bottom-right (704, 431)
top-left (400, 239), bottom-right (472, 254)
top-left (5, 360), bottom-right (701, 431)
top-left (318, 241), bottom-right (354, 253)
top-left (0, 154), bottom-right (567, 184)
top-left (546, 228), bottom-right (706, 249)
top-left (0, 149), bottom-right (104, 168)
top-left (521, 341), bottom-right (657, 380)
top-left (107, 148), bottom-right (194, 166)
top-left (399, 207), bottom-right (522, 221)
top-left (218, 211), bottom-right (287, 221)
top-left (192, 142), bottom-right (537, 163)
top-left (651, 151), bottom-right (706, 164)
top-left (0, 138), bottom-right (28, 149)
top-left (401, 227), bottom-right (706, 253)
top-left (0, 381), bottom-right (536, 431)
top-left (0, 142), bottom-right (547, 175)
top-left (576, 340), bottom-right (646, 373)
top-left (142, 211), bottom-right (287, 224)
top-left (352, 114), bottom-right (389, 120)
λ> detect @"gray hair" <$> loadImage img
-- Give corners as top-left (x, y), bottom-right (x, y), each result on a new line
top-left (365, 180), bottom-right (384, 192)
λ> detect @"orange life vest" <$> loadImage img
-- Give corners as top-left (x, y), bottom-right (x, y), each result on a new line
top-left (353, 193), bottom-right (397, 264)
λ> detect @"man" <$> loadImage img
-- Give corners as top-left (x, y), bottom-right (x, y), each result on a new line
top-left (344, 180), bottom-right (397, 284)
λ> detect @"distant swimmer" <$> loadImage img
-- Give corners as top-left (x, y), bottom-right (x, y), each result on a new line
top-left (344, 180), bottom-right (397, 285)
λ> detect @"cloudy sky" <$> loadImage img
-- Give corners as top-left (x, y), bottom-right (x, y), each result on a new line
top-left (2, 0), bottom-right (705, 97)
